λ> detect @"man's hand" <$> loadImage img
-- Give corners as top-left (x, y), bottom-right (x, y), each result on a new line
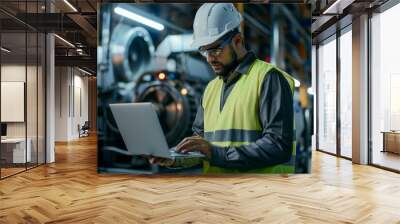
top-left (176, 136), bottom-right (213, 159)
top-left (149, 156), bottom-right (174, 166)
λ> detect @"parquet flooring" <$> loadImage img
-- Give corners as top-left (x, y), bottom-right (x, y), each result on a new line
top-left (1, 135), bottom-right (400, 223)
top-left (1, 167), bottom-right (26, 178)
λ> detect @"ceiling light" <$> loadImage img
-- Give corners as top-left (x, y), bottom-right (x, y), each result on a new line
top-left (63, 0), bottom-right (78, 12)
top-left (78, 67), bottom-right (92, 76)
top-left (322, 0), bottom-right (342, 15)
top-left (114, 7), bottom-right (164, 31)
top-left (1, 47), bottom-right (11, 53)
top-left (54, 34), bottom-right (75, 48)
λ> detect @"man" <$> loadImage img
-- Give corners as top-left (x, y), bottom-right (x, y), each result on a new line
top-left (150, 3), bottom-right (296, 173)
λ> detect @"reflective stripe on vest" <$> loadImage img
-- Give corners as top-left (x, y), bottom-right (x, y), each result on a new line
top-left (204, 129), bottom-right (262, 142)
top-left (202, 59), bottom-right (296, 174)
top-left (204, 129), bottom-right (297, 144)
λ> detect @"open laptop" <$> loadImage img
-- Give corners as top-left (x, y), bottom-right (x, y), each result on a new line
top-left (110, 102), bottom-right (205, 159)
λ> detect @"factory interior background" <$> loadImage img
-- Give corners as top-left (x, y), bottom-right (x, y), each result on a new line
top-left (0, 0), bottom-right (399, 223)
top-left (97, 3), bottom-right (312, 174)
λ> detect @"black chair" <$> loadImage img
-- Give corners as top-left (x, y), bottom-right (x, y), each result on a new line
top-left (78, 121), bottom-right (90, 138)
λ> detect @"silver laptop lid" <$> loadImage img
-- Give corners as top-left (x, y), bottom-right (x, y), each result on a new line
top-left (109, 102), bottom-right (172, 158)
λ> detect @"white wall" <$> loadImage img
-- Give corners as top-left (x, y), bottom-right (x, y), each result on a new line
top-left (72, 73), bottom-right (89, 137)
top-left (55, 66), bottom-right (69, 141)
top-left (55, 66), bottom-right (89, 141)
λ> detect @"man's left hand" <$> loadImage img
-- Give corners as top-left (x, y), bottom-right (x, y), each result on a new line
top-left (175, 136), bottom-right (213, 159)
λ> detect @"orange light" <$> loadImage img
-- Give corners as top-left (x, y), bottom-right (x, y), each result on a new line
top-left (158, 72), bottom-right (166, 80)
top-left (180, 88), bottom-right (188, 95)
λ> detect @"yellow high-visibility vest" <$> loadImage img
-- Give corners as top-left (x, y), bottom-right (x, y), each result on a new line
top-left (202, 59), bottom-right (296, 173)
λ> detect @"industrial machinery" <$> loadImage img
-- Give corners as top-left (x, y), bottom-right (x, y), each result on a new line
top-left (135, 71), bottom-right (200, 146)
top-left (109, 24), bottom-right (155, 82)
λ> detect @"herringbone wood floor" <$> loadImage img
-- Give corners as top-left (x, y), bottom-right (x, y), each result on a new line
top-left (1, 135), bottom-right (400, 224)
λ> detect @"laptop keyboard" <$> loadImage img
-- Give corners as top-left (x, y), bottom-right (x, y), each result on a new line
top-left (169, 149), bottom-right (204, 157)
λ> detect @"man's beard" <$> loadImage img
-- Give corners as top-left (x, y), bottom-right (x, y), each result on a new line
top-left (211, 47), bottom-right (238, 78)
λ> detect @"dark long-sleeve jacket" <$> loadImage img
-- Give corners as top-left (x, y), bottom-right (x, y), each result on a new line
top-left (173, 52), bottom-right (294, 169)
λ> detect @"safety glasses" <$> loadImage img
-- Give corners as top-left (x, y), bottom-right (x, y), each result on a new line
top-left (199, 34), bottom-right (233, 58)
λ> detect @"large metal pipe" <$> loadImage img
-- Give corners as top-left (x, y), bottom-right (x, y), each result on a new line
top-left (109, 25), bottom-right (155, 82)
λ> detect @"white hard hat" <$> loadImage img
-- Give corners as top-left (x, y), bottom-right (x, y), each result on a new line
top-left (191, 3), bottom-right (243, 49)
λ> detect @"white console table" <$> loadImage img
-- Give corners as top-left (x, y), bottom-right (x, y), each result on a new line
top-left (1, 138), bottom-right (32, 163)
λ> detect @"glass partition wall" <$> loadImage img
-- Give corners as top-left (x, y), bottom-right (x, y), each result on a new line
top-left (0, 30), bottom-right (27, 177)
top-left (370, 3), bottom-right (400, 172)
top-left (0, 1), bottom-right (46, 179)
top-left (316, 0), bottom-right (400, 172)
top-left (317, 35), bottom-right (337, 155)
top-left (316, 25), bottom-right (353, 159)
top-left (339, 26), bottom-right (352, 159)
